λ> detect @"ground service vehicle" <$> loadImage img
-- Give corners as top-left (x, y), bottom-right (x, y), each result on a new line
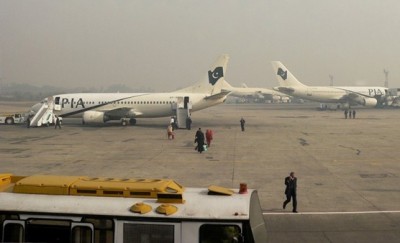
top-left (0, 113), bottom-right (25, 125)
top-left (0, 173), bottom-right (267, 243)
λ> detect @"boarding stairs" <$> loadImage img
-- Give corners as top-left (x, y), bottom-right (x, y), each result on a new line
top-left (173, 97), bottom-right (192, 129)
top-left (30, 97), bottom-right (55, 127)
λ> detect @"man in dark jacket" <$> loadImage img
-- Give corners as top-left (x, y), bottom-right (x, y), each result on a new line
top-left (283, 172), bottom-right (298, 213)
top-left (240, 117), bottom-right (245, 131)
top-left (194, 128), bottom-right (205, 153)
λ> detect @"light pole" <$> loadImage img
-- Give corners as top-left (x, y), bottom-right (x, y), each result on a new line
top-left (329, 74), bottom-right (334, 86)
top-left (383, 69), bottom-right (389, 88)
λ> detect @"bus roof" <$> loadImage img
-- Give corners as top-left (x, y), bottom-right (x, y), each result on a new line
top-left (0, 174), bottom-right (255, 220)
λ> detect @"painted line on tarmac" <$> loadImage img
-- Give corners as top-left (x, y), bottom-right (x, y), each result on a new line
top-left (263, 210), bottom-right (400, 215)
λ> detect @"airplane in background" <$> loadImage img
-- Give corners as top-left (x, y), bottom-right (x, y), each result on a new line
top-left (272, 61), bottom-right (388, 108)
top-left (30, 55), bottom-right (231, 127)
top-left (221, 80), bottom-right (290, 103)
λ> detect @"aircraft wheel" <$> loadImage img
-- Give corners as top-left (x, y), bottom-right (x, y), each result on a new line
top-left (130, 118), bottom-right (137, 125)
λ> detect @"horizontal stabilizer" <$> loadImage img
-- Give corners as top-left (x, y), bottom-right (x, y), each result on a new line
top-left (204, 90), bottom-right (231, 100)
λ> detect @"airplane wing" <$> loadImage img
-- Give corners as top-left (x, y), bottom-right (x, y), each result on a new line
top-left (338, 91), bottom-right (378, 107)
top-left (275, 86), bottom-right (295, 94)
top-left (204, 90), bottom-right (231, 100)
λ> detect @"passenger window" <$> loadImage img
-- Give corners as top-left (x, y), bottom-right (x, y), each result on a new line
top-left (72, 226), bottom-right (92, 243)
top-left (3, 223), bottom-right (24, 242)
top-left (83, 218), bottom-right (113, 243)
top-left (123, 223), bottom-right (174, 243)
top-left (25, 219), bottom-right (70, 242)
top-left (0, 214), bottom-right (19, 241)
top-left (199, 224), bottom-right (242, 243)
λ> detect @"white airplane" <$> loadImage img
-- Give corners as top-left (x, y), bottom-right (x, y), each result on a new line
top-left (272, 61), bottom-right (388, 108)
top-left (222, 80), bottom-right (289, 102)
top-left (31, 55), bottom-right (231, 126)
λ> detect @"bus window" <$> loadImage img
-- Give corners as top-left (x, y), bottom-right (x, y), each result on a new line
top-left (123, 223), bottom-right (174, 243)
top-left (82, 217), bottom-right (113, 243)
top-left (72, 223), bottom-right (93, 243)
top-left (25, 219), bottom-right (70, 243)
top-left (3, 220), bottom-right (25, 242)
top-left (199, 224), bottom-right (242, 243)
top-left (0, 214), bottom-right (19, 241)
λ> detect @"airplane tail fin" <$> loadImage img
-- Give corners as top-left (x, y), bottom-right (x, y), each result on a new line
top-left (221, 79), bottom-right (234, 90)
top-left (241, 83), bottom-right (248, 88)
top-left (271, 61), bottom-right (307, 87)
top-left (175, 54), bottom-right (229, 95)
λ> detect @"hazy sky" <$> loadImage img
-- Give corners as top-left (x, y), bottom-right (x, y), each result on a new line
top-left (1, 1), bottom-right (400, 91)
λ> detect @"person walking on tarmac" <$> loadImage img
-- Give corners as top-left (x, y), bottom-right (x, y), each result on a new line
top-left (352, 110), bottom-right (356, 119)
top-left (54, 116), bottom-right (62, 129)
top-left (240, 117), bottom-right (246, 131)
top-left (167, 124), bottom-right (174, 140)
top-left (170, 116), bottom-right (177, 130)
top-left (344, 110), bottom-right (348, 119)
top-left (283, 172), bottom-right (298, 213)
top-left (194, 128), bottom-right (205, 153)
top-left (205, 129), bottom-right (213, 147)
top-left (186, 116), bottom-right (192, 130)
top-left (26, 116), bottom-right (31, 128)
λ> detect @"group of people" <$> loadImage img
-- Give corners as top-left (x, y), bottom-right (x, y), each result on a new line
top-left (168, 116), bottom-right (246, 154)
top-left (344, 110), bottom-right (356, 119)
top-left (194, 128), bottom-right (213, 153)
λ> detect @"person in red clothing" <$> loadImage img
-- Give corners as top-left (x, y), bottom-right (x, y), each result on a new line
top-left (205, 129), bottom-right (213, 147)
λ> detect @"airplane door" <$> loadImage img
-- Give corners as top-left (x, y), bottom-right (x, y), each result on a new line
top-left (54, 96), bottom-right (61, 111)
top-left (184, 96), bottom-right (189, 109)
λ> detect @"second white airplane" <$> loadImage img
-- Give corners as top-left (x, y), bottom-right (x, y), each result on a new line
top-left (31, 55), bottom-right (231, 126)
top-left (222, 80), bottom-right (290, 103)
top-left (272, 61), bottom-right (388, 108)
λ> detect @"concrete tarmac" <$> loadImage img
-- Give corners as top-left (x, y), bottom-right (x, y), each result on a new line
top-left (1, 102), bottom-right (400, 242)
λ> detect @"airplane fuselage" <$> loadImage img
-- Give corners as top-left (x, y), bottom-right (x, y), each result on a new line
top-left (46, 92), bottom-right (224, 119)
top-left (278, 86), bottom-right (387, 104)
top-left (272, 61), bottom-right (388, 107)
top-left (29, 54), bottom-right (230, 126)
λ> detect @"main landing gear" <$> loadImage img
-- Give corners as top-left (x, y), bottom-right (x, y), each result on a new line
top-left (121, 118), bottom-right (137, 126)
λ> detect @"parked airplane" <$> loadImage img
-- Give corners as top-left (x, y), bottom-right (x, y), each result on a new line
top-left (221, 80), bottom-right (290, 103)
top-left (30, 55), bottom-right (231, 127)
top-left (272, 61), bottom-right (388, 108)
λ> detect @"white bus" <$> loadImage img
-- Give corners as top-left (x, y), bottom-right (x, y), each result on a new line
top-left (0, 174), bottom-right (267, 243)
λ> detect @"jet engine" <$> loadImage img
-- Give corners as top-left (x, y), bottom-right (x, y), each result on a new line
top-left (352, 97), bottom-right (377, 107)
top-left (362, 97), bottom-right (378, 107)
top-left (82, 111), bottom-right (110, 124)
top-left (364, 98), bottom-right (378, 107)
